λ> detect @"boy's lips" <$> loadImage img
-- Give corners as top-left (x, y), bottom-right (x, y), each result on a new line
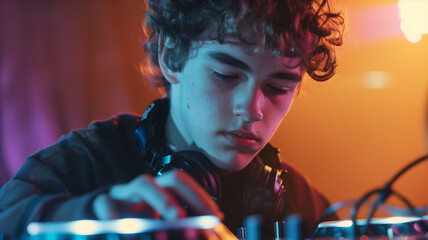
top-left (221, 130), bottom-right (262, 150)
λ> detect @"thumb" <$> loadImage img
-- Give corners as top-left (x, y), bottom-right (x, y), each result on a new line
top-left (93, 193), bottom-right (120, 220)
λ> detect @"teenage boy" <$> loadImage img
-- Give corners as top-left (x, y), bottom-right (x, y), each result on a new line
top-left (0, 0), bottom-right (344, 238)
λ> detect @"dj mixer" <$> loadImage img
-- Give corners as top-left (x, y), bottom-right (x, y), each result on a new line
top-left (25, 214), bottom-right (428, 239)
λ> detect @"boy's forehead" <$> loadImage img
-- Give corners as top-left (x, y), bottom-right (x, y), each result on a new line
top-left (186, 38), bottom-right (304, 76)
top-left (194, 29), bottom-right (260, 52)
top-left (192, 29), bottom-right (296, 58)
top-left (190, 36), bottom-right (302, 67)
top-left (192, 36), bottom-right (266, 56)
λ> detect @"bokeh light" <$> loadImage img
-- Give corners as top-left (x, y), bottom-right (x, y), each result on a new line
top-left (398, 0), bottom-right (428, 43)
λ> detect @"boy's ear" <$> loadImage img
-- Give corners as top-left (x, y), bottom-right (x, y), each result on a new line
top-left (158, 39), bottom-right (179, 84)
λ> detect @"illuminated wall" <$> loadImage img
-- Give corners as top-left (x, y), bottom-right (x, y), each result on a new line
top-left (271, 0), bottom-right (428, 219)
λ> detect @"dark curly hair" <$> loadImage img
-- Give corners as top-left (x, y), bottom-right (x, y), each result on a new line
top-left (141, 0), bottom-right (344, 94)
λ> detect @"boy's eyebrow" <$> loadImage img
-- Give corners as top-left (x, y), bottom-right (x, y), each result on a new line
top-left (207, 52), bottom-right (251, 72)
top-left (269, 72), bottom-right (302, 82)
top-left (207, 51), bottom-right (302, 81)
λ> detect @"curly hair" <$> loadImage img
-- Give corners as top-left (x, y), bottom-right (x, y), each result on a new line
top-left (141, 0), bottom-right (344, 94)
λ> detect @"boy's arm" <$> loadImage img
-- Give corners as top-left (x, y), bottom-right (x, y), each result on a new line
top-left (0, 138), bottom-right (115, 238)
top-left (0, 177), bottom-right (110, 238)
top-left (0, 116), bottom-right (139, 238)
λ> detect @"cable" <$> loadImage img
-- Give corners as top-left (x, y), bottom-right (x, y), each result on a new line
top-left (360, 188), bottom-right (418, 235)
top-left (355, 154), bottom-right (428, 237)
top-left (312, 155), bottom-right (428, 238)
top-left (312, 196), bottom-right (428, 238)
top-left (386, 154), bottom-right (428, 187)
top-left (350, 188), bottom-right (383, 237)
top-left (318, 196), bottom-right (425, 224)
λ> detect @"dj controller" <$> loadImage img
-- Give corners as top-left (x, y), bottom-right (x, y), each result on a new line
top-left (26, 215), bottom-right (232, 240)
top-left (25, 214), bottom-right (428, 239)
top-left (313, 215), bottom-right (428, 239)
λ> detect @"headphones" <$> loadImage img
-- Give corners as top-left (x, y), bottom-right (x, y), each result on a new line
top-left (134, 98), bottom-right (288, 224)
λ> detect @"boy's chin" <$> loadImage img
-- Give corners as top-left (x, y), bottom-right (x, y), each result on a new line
top-left (208, 153), bottom-right (256, 172)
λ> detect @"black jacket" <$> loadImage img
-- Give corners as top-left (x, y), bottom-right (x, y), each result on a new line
top-left (0, 99), bottom-right (334, 238)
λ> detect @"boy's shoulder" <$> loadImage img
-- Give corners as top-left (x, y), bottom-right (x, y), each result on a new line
top-left (87, 113), bottom-right (142, 133)
top-left (30, 113), bottom-right (145, 175)
top-left (56, 113), bottom-right (145, 161)
top-left (56, 113), bottom-right (143, 147)
top-left (18, 113), bottom-right (148, 193)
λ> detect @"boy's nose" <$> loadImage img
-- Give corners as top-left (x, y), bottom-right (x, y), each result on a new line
top-left (233, 87), bottom-right (264, 123)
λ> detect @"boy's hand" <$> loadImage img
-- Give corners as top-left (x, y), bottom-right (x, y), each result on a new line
top-left (92, 170), bottom-right (223, 221)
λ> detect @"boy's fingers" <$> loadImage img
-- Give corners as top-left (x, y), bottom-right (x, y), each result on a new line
top-left (155, 170), bottom-right (224, 220)
top-left (109, 174), bottom-right (186, 220)
top-left (100, 171), bottom-right (223, 221)
top-left (93, 193), bottom-right (120, 220)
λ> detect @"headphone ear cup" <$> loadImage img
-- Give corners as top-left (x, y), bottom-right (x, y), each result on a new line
top-left (240, 159), bottom-right (288, 223)
top-left (241, 160), bottom-right (267, 217)
top-left (155, 150), bottom-right (222, 202)
top-left (270, 170), bottom-right (287, 220)
top-left (134, 99), bottom-right (223, 202)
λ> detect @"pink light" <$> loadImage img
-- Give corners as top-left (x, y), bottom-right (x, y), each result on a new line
top-left (347, 3), bottom-right (403, 44)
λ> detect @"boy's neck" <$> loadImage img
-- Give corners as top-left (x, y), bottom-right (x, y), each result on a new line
top-left (165, 111), bottom-right (190, 152)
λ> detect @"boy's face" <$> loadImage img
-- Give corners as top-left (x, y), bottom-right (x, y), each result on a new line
top-left (166, 38), bottom-right (302, 171)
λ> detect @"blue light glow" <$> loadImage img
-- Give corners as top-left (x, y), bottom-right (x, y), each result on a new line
top-left (27, 215), bottom-right (220, 236)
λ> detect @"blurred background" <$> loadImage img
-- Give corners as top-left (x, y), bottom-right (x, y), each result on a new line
top-left (1, 0), bottom-right (427, 219)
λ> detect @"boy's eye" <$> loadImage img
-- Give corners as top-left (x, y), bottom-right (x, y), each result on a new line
top-left (265, 84), bottom-right (292, 94)
top-left (212, 71), bottom-right (239, 81)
